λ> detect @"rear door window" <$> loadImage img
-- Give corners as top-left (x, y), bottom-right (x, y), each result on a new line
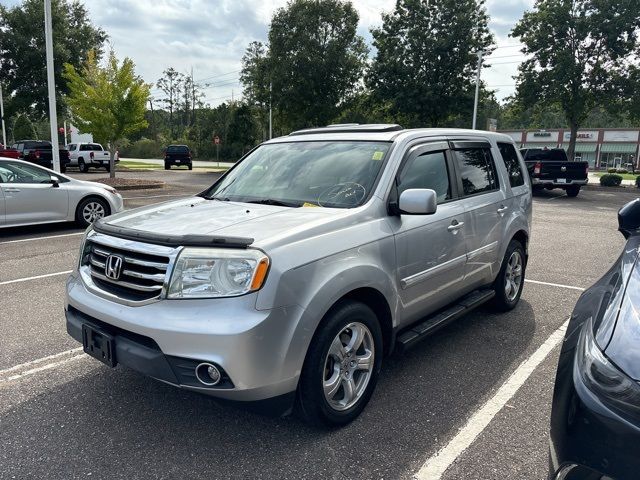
top-left (453, 148), bottom-right (499, 196)
top-left (498, 142), bottom-right (525, 188)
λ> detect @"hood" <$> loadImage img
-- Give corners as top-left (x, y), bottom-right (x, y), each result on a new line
top-left (103, 196), bottom-right (347, 247)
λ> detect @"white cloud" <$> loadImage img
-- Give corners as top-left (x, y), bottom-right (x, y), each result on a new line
top-left (81, 0), bottom-right (532, 103)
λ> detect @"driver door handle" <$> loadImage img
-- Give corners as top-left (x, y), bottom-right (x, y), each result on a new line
top-left (4, 188), bottom-right (20, 193)
top-left (447, 220), bottom-right (464, 232)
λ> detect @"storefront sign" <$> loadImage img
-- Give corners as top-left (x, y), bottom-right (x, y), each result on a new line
top-left (562, 131), bottom-right (597, 142)
top-left (526, 131), bottom-right (559, 142)
top-left (500, 131), bottom-right (523, 142)
top-left (603, 130), bottom-right (640, 142)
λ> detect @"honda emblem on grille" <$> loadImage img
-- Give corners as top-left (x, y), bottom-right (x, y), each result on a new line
top-left (105, 254), bottom-right (123, 280)
top-left (561, 166), bottom-right (567, 172)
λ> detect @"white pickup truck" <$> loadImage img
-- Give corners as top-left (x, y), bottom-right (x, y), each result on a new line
top-left (67, 143), bottom-right (113, 172)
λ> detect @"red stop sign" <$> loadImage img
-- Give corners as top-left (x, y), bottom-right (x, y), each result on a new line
top-left (214, 136), bottom-right (220, 145)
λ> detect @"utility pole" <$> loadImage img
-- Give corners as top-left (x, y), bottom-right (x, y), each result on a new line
top-left (471, 50), bottom-right (483, 130)
top-left (0, 83), bottom-right (6, 146)
top-left (44, 0), bottom-right (60, 172)
top-left (269, 82), bottom-right (273, 140)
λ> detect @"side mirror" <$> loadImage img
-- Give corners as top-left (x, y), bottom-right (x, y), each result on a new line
top-left (50, 175), bottom-right (60, 188)
top-left (618, 198), bottom-right (640, 238)
top-left (398, 188), bottom-right (438, 215)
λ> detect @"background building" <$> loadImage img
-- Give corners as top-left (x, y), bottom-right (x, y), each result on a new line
top-left (499, 128), bottom-right (640, 170)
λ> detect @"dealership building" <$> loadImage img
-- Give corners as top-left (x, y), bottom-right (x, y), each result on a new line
top-left (498, 128), bottom-right (640, 170)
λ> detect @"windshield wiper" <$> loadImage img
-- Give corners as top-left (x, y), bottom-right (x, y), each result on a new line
top-left (244, 198), bottom-right (299, 208)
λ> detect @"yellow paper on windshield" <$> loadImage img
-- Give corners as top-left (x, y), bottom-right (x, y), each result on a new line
top-left (372, 151), bottom-right (384, 161)
top-left (303, 202), bottom-right (320, 208)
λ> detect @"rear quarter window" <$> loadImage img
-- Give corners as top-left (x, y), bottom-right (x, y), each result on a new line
top-left (498, 142), bottom-right (525, 188)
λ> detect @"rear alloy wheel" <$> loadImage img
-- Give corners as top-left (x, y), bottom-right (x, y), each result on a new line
top-left (78, 158), bottom-right (88, 173)
top-left (566, 185), bottom-right (580, 197)
top-left (76, 197), bottom-right (109, 228)
top-left (491, 240), bottom-right (526, 312)
top-left (297, 300), bottom-right (382, 427)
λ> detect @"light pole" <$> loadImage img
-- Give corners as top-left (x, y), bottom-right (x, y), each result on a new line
top-left (44, 0), bottom-right (61, 172)
top-left (471, 50), bottom-right (484, 130)
top-left (0, 83), bottom-right (6, 146)
top-left (269, 82), bottom-right (273, 140)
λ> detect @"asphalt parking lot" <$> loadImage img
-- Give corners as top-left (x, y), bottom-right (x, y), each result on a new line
top-left (0, 178), bottom-right (635, 480)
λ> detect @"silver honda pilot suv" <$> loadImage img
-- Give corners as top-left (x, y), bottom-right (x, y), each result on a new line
top-left (66, 124), bottom-right (532, 426)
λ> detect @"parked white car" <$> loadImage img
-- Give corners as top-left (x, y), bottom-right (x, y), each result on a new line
top-left (0, 158), bottom-right (123, 228)
top-left (67, 143), bottom-right (112, 173)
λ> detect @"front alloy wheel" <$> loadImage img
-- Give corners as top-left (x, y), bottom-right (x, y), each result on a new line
top-left (322, 323), bottom-right (375, 411)
top-left (297, 300), bottom-right (382, 427)
top-left (76, 197), bottom-right (109, 227)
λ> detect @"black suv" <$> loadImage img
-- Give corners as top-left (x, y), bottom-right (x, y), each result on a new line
top-left (164, 145), bottom-right (192, 170)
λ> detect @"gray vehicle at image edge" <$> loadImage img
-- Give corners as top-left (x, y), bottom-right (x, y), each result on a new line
top-left (65, 124), bottom-right (532, 426)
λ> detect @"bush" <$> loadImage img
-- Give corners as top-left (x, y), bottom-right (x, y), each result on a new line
top-left (617, 168), bottom-right (629, 174)
top-left (607, 168), bottom-right (618, 173)
top-left (119, 137), bottom-right (163, 159)
top-left (600, 174), bottom-right (623, 187)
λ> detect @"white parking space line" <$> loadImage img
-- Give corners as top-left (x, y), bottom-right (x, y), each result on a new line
top-left (0, 270), bottom-right (72, 286)
top-left (0, 232), bottom-right (83, 245)
top-left (414, 319), bottom-right (569, 480)
top-left (0, 348), bottom-right (83, 376)
top-left (0, 351), bottom-right (86, 383)
top-left (525, 279), bottom-right (586, 292)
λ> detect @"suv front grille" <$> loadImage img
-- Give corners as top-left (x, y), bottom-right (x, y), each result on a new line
top-left (86, 239), bottom-right (170, 301)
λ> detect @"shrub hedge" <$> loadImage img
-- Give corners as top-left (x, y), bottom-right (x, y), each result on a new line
top-left (600, 174), bottom-right (623, 187)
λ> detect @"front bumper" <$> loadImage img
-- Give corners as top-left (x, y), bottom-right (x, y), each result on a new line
top-left (549, 348), bottom-right (640, 480)
top-left (65, 272), bottom-right (304, 402)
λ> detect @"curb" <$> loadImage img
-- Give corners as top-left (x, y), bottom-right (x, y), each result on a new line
top-left (584, 184), bottom-right (639, 193)
top-left (113, 182), bottom-right (165, 191)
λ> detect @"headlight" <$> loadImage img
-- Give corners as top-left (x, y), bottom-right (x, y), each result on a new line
top-left (77, 226), bottom-right (93, 270)
top-left (167, 248), bottom-right (269, 299)
top-left (576, 316), bottom-right (640, 420)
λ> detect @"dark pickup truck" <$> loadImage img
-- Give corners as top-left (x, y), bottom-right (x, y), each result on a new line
top-left (521, 148), bottom-right (589, 197)
top-left (12, 139), bottom-right (70, 172)
top-left (164, 144), bottom-right (193, 170)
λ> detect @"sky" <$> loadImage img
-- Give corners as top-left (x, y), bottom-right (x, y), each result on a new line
top-left (5, 0), bottom-right (535, 104)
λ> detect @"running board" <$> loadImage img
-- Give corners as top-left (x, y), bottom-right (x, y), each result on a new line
top-left (396, 289), bottom-right (495, 352)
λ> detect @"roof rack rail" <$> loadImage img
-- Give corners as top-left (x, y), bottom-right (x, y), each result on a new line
top-left (289, 124), bottom-right (404, 136)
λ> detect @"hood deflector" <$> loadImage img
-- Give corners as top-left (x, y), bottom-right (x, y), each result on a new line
top-left (93, 219), bottom-right (254, 248)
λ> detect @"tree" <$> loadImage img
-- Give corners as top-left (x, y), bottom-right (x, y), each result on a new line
top-left (156, 68), bottom-right (183, 138)
top-left (512, 0), bottom-right (640, 159)
top-left (63, 50), bottom-right (150, 178)
top-left (11, 114), bottom-right (37, 141)
top-left (0, 0), bottom-right (107, 118)
top-left (368, 0), bottom-right (494, 127)
top-left (241, 41), bottom-right (271, 138)
top-left (240, 0), bottom-right (368, 132)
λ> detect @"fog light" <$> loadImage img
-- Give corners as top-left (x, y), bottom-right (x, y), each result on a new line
top-left (195, 362), bottom-right (221, 386)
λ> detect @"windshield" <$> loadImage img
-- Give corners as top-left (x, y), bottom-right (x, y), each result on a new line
top-left (203, 141), bottom-right (391, 208)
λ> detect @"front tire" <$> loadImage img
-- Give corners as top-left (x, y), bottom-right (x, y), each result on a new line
top-left (78, 158), bottom-right (88, 173)
top-left (75, 197), bottom-right (110, 228)
top-left (165, 162), bottom-right (170, 170)
top-left (297, 300), bottom-right (382, 427)
top-left (490, 240), bottom-right (526, 312)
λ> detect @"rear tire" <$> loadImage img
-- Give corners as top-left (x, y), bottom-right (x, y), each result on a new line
top-left (566, 186), bottom-right (580, 197)
top-left (490, 240), bottom-right (526, 312)
top-left (105, 162), bottom-right (110, 172)
top-left (78, 158), bottom-right (88, 173)
top-left (75, 196), bottom-right (110, 228)
top-left (296, 300), bottom-right (382, 427)
top-left (188, 163), bottom-right (193, 171)
top-left (165, 162), bottom-right (170, 170)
